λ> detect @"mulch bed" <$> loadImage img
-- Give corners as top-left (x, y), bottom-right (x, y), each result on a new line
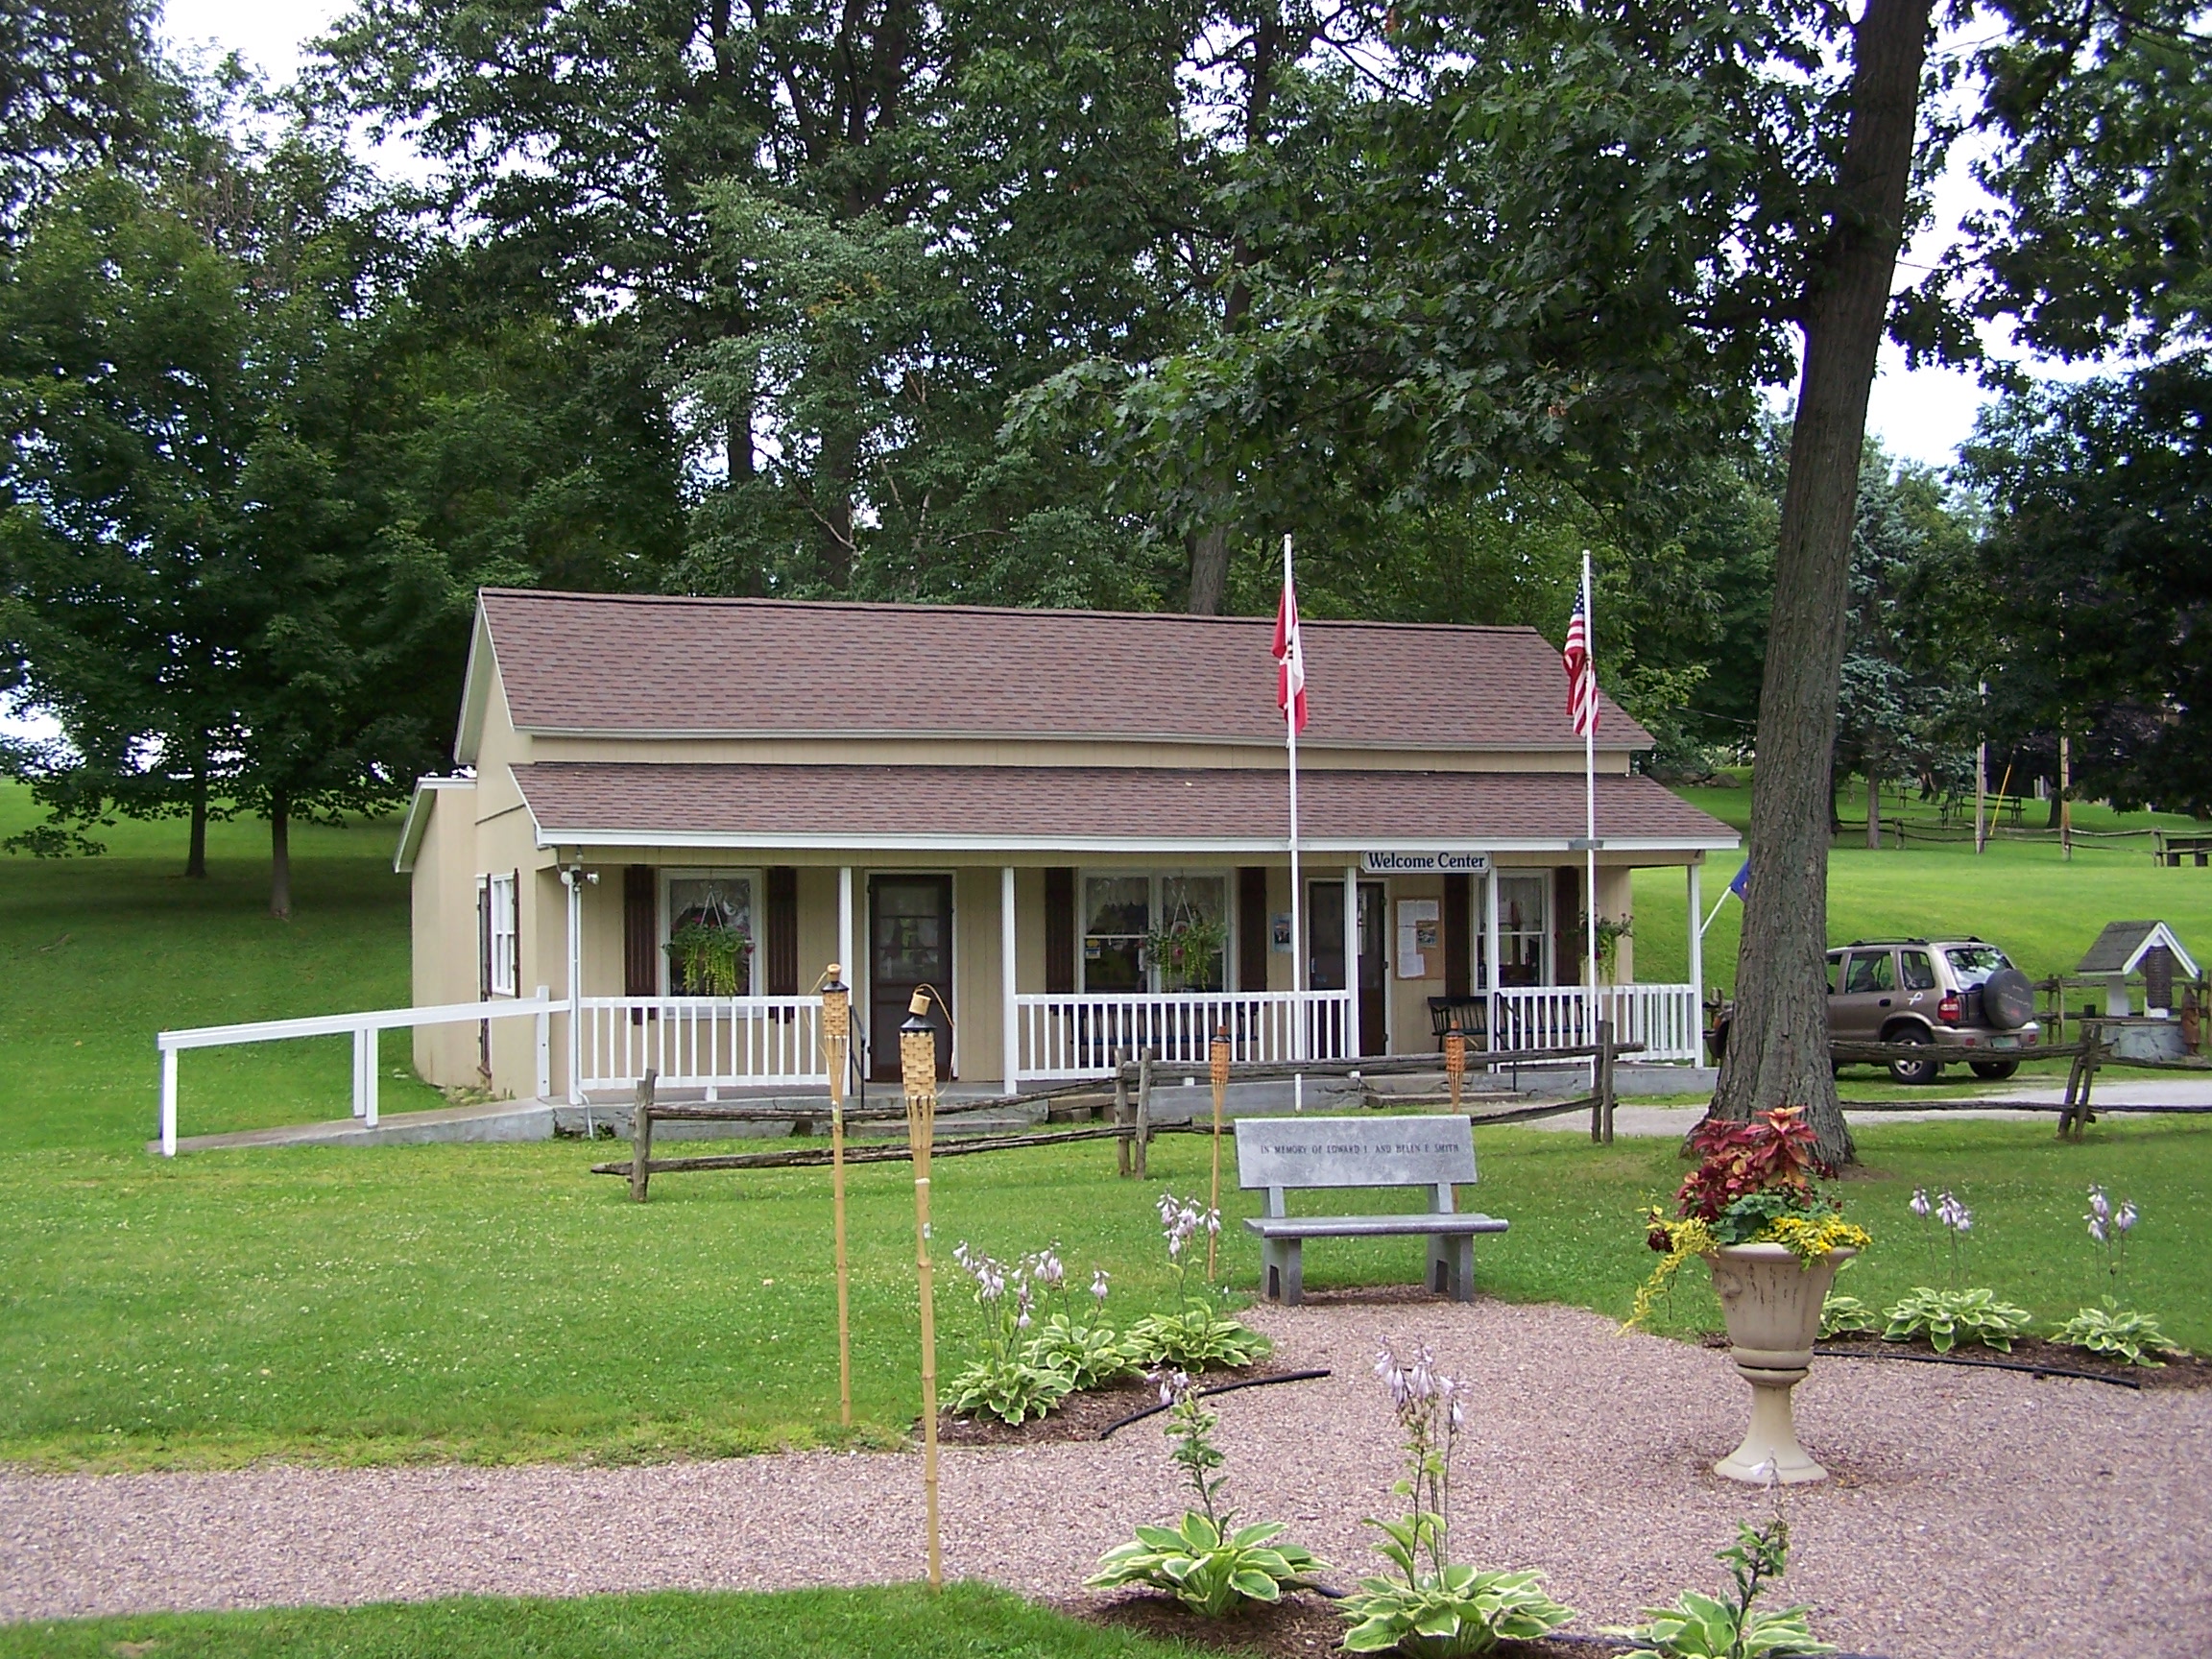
top-left (1062, 1590), bottom-right (1612, 1659)
top-left (937, 1357), bottom-right (1318, 1446)
top-left (1702, 1328), bottom-right (2211, 1389)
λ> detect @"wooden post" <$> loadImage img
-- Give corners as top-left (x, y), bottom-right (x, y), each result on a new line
top-left (899, 989), bottom-right (943, 1590)
top-left (2074, 1028), bottom-right (2105, 1141)
top-left (1114, 1047), bottom-right (1133, 1177)
top-left (1136, 1049), bottom-right (1154, 1181)
top-left (1598, 1019), bottom-right (1617, 1144)
top-left (1445, 1031), bottom-right (1465, 1115)
top-left (1208, 1028), bottom-right (1230, 1280)
top-left (629, 1068), bottom-right (657, 1202)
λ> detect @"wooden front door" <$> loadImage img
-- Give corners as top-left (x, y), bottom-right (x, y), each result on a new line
top-left (1309, 879), bottom-right (1389, 1056)
top-left (871, 875), bottom-right (953, 1081)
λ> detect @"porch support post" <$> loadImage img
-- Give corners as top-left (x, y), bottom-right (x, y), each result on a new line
top-left (1343, 862), bottom-right (1358, 1056)
top-left (565, 864), bottom-right (583, 1106)
top-left (1484, 864), bottom-right (1502, 1053)
top-left (1001, 865), bottom-right (1019, 1097)
top-left (1686, 859), bottom-right (1703, 1022)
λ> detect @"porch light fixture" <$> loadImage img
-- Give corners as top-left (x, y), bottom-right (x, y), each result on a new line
top-left (901, 984), bottom-right (947, 1589)
top-left (1208, 1026), bottom-right (1231, 1280)
top-left (818, 963), bottom-right (853, 1428)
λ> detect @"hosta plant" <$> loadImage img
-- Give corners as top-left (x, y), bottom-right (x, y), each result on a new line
top-left (1124, 1193), bottom-right (1271, 1371)
top-left (2053, 1300), bottom-right (2188, 1367)
top-left (1613, 1516), bottom-right (1834, 1659)
top-left (945, 1355), bottom-right (1073, 1426)
top-left (1337, 1344), bottom-right (1575, 1658)
top-left (1088, 1511), bottom-right (1325, 1618)
top-left (1022, 1311), bottom-right (1138, 1390)
top-left (1087, 1370), bottom-right (1324, 1616)
top-left (1882, 1286), bottom-right (2035, 1354)
top-left (1815, 1293), bottom-right (1880, 1339)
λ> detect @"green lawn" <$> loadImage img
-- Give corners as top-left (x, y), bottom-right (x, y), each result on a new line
top-left (3, 781), bottom-right (2208, 1473)
top-left (0, 1583), bottom-right (1200, 1659)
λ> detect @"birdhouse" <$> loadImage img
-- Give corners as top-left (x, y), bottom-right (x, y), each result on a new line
top-left (2076, 922), bottom-right (2200, 1019)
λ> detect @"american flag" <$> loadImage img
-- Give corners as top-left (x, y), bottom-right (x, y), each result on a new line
top-left (1563, 588), bottom-right (1599, 737)
top-left (1272, 572), bottom-right (1309, 733)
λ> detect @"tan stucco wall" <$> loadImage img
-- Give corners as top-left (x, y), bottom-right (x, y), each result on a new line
top-left (408, 782), bottom-right (483, 1087)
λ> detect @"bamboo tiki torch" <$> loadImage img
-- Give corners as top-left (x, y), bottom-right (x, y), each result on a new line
top-left (1208, 1026), bottom-right (1230, 1279)
top-left (819, 964), bottom-right (853, 1427)
top-left (1446, 1031), bottom-right (1466, 1115)
top-left (900, 986), bottom-right (945, 1589)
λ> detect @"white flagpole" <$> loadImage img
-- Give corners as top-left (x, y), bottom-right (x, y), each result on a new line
top-left (1285, 534), bottom-right (1305, 1107)
top-left (1582, 552), bottom-right (1599, 1032)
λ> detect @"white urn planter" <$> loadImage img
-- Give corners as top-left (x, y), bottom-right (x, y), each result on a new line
top-left (1705, 1241), bottom-right (1857, 1485)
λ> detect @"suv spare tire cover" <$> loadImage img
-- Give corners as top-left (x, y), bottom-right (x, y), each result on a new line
top-left (1981, 968), bottom-right (2034, 1030)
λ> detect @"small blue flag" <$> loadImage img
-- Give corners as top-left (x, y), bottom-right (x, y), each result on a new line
top-left (1728, 861), bottom-right (1750, 901)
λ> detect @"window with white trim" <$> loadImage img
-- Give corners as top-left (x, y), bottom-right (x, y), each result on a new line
top-left (486, 873), bottom-right (518, 996)
top-left (664, 872), bottom-right (757, 996)
top-left (1081, 872), bottom-right (1231, 993)
top-left (1497, 874), bottom-right (1547, 988)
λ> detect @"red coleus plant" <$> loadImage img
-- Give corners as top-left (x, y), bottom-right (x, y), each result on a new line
top-left (1672, 1107), bottom-right (1835, 1223)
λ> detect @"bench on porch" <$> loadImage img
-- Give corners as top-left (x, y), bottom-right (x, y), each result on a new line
top-left (1234, 1115), bottom-right (1507, 1306)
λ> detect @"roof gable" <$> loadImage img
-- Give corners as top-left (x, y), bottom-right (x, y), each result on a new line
top-left (2077, 920), bottom-right (2200, 979)
top-left (470, 589), bottom-right (1655, 756)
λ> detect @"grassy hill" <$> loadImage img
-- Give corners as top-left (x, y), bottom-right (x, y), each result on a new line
top-left (1631, 777), bottom-right (2212, 995)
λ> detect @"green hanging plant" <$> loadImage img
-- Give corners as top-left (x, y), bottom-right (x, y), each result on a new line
top-left (665, 920), bottom-right (754, 996)
top-left (1146, 913), bottom-right (1230, 992)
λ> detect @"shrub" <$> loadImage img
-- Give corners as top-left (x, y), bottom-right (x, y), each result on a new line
top-left (1022, 1310), bottom-right (1138, 1390)
top-left (1087, 1370), bottom-right (1324, 1616)
top-left (1614, 1515), bottom-right (1834, 1659)
top-left (2052, 1300), bottom-right (2188, 1368)
top-left (1881, 1286), bottom-right (2035, 1354)
top-left (945, 1356), bottom-right (1072, 1426)
top-left (1124, 1192), bottom-right (1270, 1371)
top-left (1815, 1293), bottom-right (1880, 1338)
top-left (1336, 1344), bottom-right (1575, 1658)
top-left (947, 1241), bottom-right (1093, 1425)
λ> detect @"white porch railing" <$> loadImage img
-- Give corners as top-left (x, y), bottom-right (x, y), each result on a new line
top-left (1491, 983), bottom-right (1702, 1064)
top-left (155, 990), bottom-right (555, 1157)
top-left (576, 996), bottom-right (828, 1093)
top-left (1016, 990), bottom-right (1357, 1081)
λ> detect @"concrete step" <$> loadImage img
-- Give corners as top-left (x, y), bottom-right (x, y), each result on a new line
top-left (152, 1098), bottom-right (554, 1154)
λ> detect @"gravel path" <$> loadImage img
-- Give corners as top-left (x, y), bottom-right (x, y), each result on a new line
top-left (5, 1299), bottom-right (2207, 1658)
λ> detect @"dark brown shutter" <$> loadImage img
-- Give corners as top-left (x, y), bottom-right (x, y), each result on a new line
top-left (1238, 866), bottom-right (1269, 991)
top-left (510, 868), bottom-right (521, 993)
top-left (623, 865), bottom-right (658, 997)
top-left (765, 867), bottom-right (798, 996)
top-left (477, 878), bottom-right (493, 999)
top-left (1045, 867), bottom-right (1076, 994)
top-left (1443, 874), bottom-right (1471, 999)
top-left (1553, 866), bottom-right (1579, 986)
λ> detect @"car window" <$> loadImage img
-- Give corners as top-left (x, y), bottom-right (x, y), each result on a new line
top-left (1826, 952), bottom-right (1845, 994)
top-left (1844, 951), bottom-right (1894, 995)
top-left (1943, 945), bottom-right (2012, 988)
top-left (1900, 950), bottom-right (1937, 991)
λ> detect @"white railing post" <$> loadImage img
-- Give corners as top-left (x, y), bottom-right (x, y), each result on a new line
top-left (351, 1027), bottom-right (368, 1118)
top-left (160, 1046), bottom-right (178, 1157)
top-left (534, 986), bottom-right (550, 1097)
top-left (1001, 866), bottom-right (1019, 1096)
top-left (365, 1025), bottom-right (379, 1127)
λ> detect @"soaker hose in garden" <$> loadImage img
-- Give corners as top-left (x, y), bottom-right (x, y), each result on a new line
top-left (1814, 1345), bottom-right (2143, 1390)
top-left (1097, 1368), bottom-right (1333, 1439)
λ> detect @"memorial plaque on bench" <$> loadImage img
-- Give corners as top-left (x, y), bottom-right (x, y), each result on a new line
top-left (1234, 1115), bottom-right (1477, 1191)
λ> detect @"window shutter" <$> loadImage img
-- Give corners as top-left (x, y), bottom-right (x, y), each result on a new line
top-left (477, 877), bottom-right (493, 999)
top-left (623, 866), bottom-right (658, 997)
top-left (1238, 866), bottom-right (1269, 992)
top-left (1443, 874), bottom-right (1471, 999)
top-left (766, 867), bottom-right (798, 997)
top-left (1553, 866), bottom-right (1578, 986)
top-left (1044, 868), bottom-right (1075, 995)
top-left (510, 868), bottom-right (521, 995)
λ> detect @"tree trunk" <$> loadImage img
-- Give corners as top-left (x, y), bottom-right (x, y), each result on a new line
top-left (1710, 0), bottom-right (1933, 1166)
top-left (1188, 522), bottom-right (1231, 614)
top-left (185, 763), bottom-right (208, 879)
top-left (269, 790), bottom-right (292, 921)
top-left (1865, 765), bottom-right (1882, 850)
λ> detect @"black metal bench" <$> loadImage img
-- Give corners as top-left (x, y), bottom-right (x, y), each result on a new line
top-left (1234, 1115), bottom-right (1507, 1306)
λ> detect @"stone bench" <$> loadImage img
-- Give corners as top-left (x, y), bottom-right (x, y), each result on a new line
top-left (1235, 1115), bottom-right (1507, 1306)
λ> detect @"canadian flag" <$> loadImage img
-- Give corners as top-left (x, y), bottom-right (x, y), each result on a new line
top-left (1272, 571), bottom-right (1309, 734)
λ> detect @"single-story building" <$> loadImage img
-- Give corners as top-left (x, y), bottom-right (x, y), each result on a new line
top-left (395, 589), bottom-right (1738, 1101)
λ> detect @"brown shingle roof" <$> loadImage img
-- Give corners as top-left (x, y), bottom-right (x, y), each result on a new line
top-left (477, 589), bottom-right (1653, 752)
top-left (509, 762), bottom-right (1734, 850)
